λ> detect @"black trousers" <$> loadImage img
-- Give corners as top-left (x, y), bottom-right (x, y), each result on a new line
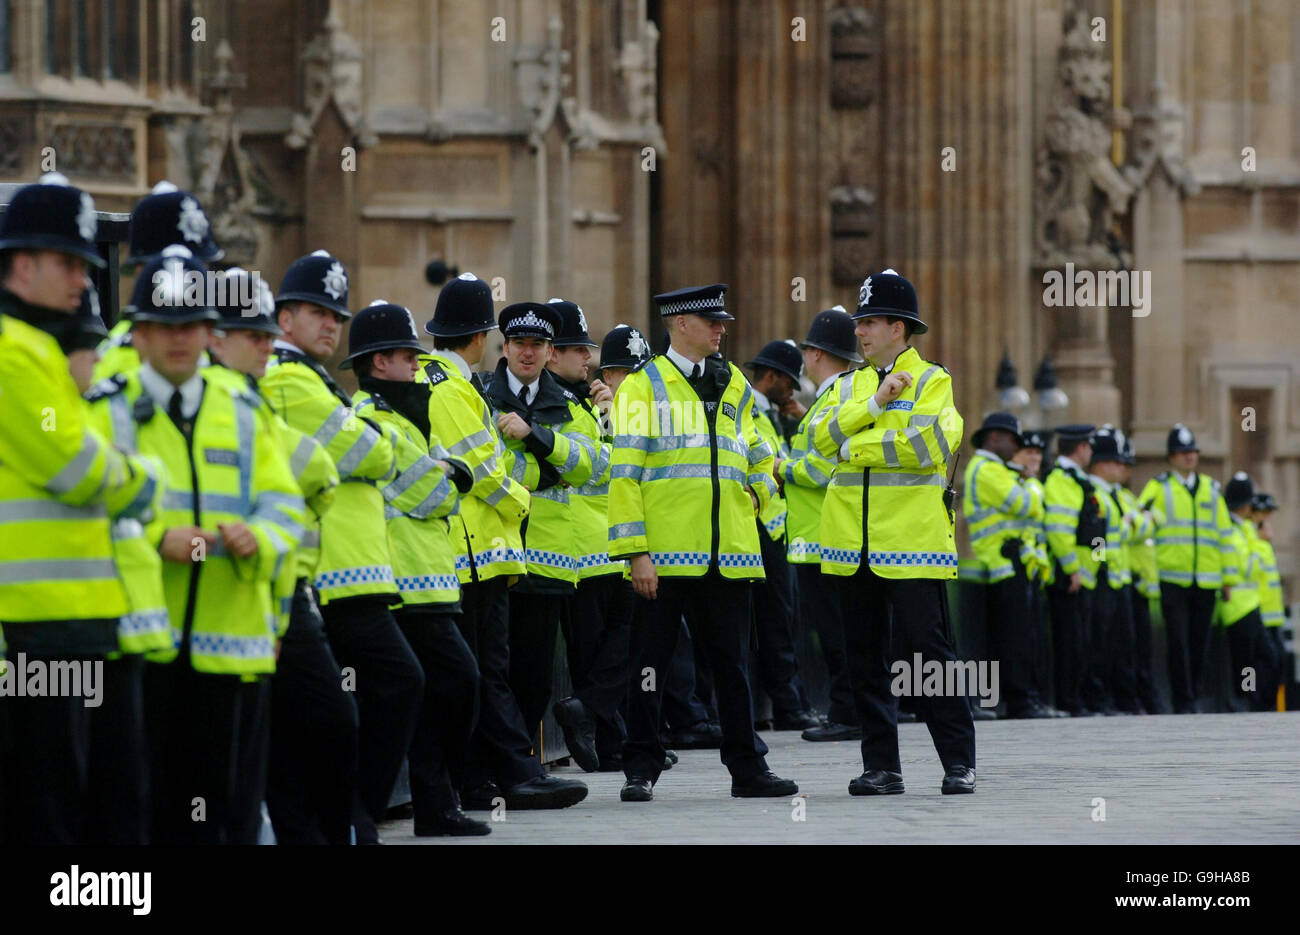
top-left (624, 575), bottom-right (769, 783)
top-left (1048, 566), bottom-right (1094, 714)
top-left (2, 649), bottom-right (137, 845)
top-left (144, 661), bottom-right (271, 845)
top-left (1130, 581), bottom-right (1159, 712)
top-left (751, 527), bottom-right (810, 717)
top-left (1225, 609), bottom-right (1276, 711)
top-left (1092, 576), bottom-right (1138, 712)
top-left (320, 594), bottom-right (423, 842)
top-left (267, 581), bottom-right (359, 845)
top-left (661, 619), bottom-right (714, 732)
top-left (88, 654), bottom-right (150, 844)
top-left (456, 577), bottom-right (544, 789)
top-left (396, 605), bottom-right (480, 817)
top-left (794, 562), bottom-right (854, 724)
top-left (1029, 582), bottom-right (1053, 706)
top-left (507, 589), bottom-right (566, 745)
top-left (985, 562), bottom-right (1035, 714)
top-left (564, 574), bottom-right (632, 760)
top-left (1161, 582), bottom-right (1218, 712)
top-left (839, 567), bottom-right (976, 773)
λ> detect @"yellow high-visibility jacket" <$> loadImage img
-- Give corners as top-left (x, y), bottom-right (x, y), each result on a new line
top-left (812, 347), bottom-right (963, 578)
top-left (417, 352), bottom-right (530, 584)
top-left (608, 355), bottom-right (776, 579)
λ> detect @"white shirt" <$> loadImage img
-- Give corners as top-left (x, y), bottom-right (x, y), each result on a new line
top-left (665, 345), bottom-right (704, 379)
top-left (1090, 474), bottom-right (1112, 493)
top-left (505, 367), bottom-right (539, 407)
top-left (435, 348), bottom-right (474, 382)
top-left (1175, 470), bottom-right (1198, 490)
top-left (273, 338), bottom-right (305, 357)
top-left (138, 362), bottom-right (204, 421)
top-left (815, 372), bottom-right (845, 398)
top-left (752, 388), bottom-right (773, 414)
top-left (1057, 454), bottom-right (1081, 473)
top-left (976, 447), bottom-right (1007, 466)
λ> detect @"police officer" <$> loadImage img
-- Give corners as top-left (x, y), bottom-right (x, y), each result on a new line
top-left (263, 251), bottom-right (423, 843)
top-left (1089, 429), bottom-right (1138, 714)
top-left (546, 301), bottom-right (632, 773)
top-left (89, 245), bottom-right (305, 843)
top-left (812, 270), bottom-right (974, 795)
top-left (1010, 430), bottom-right (1067, 717)
top-left (71, 288), bottom-right (171, 845)
top-left (610, 283), bottom-right (798, 801)
top-left (1117, 434), bottom-right (1161, 714)
top-left (95, 181), bottom-right (223, 382)
top-left (1251, 492), bottom-right (1288, 706)
top-left (781, 307), bottom-right (861, 741)
top-left (744, 340), bottom-right (818, 730)
top-left (1220, 473), bottom-right (1272, 711)
top-left (963, 412), bottom-right (1049, 718)
top-left (419, 274), bottom-right (587, 810)
top-left (205, 268), bottom-right (359, 845)
top-left (345, 301), bottom-right (489, 836)
top-left (1043, 424), bottom-right (1104, 716)
top-left (0, 174), bottom-right (156, 844)
top-left (484, 301), bottom-right (598, 750)
top-left (1138, 425), bottom-right (1239, 713)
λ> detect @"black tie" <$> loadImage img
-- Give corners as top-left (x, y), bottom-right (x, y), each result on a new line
top-left (168, 389), bottom-right (189, 436)
top-left (876, 367), bottom-right (888, 383)
top-left (518, 385), bottom-right (530, 407)
top-left (690, 364), bottom-right (701, 380)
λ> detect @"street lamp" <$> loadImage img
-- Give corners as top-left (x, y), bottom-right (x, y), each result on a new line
top-left (1033, 355), bottom-right (1070, 424)
top-left (996, 351), bottom-right (1031, 413)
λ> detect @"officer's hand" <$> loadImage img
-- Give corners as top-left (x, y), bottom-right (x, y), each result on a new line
top-left (1222, 586), bottom-right (1232, 601)
top-left (218, 522), bottom-right (259, 559)
top-left (497, 412), bottom-right (531, 440)
top-left (1068, 571), bottom-right (1082, 594)
top-left (773, 459), bottom-right (785, 491)
top-left (274, 639), bottom-right (282, 662)
top-left (631, 553), bottom-right (658, 600)
top-left (873, 371), bottom-right (912, 407)
top-left (589, 379), bottom-right (614, 410)
top-left (780, 397), bottom-right (807, 420)
top-left (159, 526), bottom-right (216, 563)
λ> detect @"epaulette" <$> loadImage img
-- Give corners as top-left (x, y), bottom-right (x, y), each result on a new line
top-left (1154, 470), bottom-right (1170, 481)
top-left (631, 356), bottom-right (651, 374)
top-left (84, 373), bottom-right (128, 403)
top-left (1208, 476), bottom-right (1221, 490)
top-left (369, 394), bottom-right (395, 413)
top-left (924, 358), bottom-right (950, 374)
top-left (561, 388), bottom-right (577, 403)
top-left (423, 360), bottom-right (449, 386)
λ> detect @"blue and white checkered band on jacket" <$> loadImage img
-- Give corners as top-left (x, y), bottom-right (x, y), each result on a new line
top-left (507, 310), bottom-right (555, 338)
top-left (658, 294), bottom-right (726, 316)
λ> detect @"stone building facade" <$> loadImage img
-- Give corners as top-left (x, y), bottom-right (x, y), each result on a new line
top-left (2, 0), bottom-right (1297, 592)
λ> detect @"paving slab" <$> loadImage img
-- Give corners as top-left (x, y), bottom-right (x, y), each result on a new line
top-left (384, 712), bottom-right (1300, 844)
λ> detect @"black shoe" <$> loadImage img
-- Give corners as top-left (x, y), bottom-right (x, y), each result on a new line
top-left (552, 697), bottom-right (600, 773)
top-left (941, 765), bottom-right (976, 794)
top-left (460, 781), bottom-right (503, 810)
top-left (970, 705), bottom-right (997, 721)
top-left (801, 721), bottom-right (862, 742)
top-left (662, 753), bottom-right (675, 771)
top-left (621, 777), bottom-right (653, 802)
top-left (1005, 705), bottom-right (1054, 719)
top-left (897, 710), bottom-right (920, 723)
top-left (503, 775), bottom-right (588, 810)
top-left (731, 770), bottom-right (798, 798)
top-left (773, 710), bottom-right (822, 731)
top-left (753, 717), bottom-right (773, 731)
top-left (414, 807), bottom-right (492, 837)
top-left (664, 749), bottom-right (679, 765)
top-left (667, 723), bottom-right (724, 749)
top-left (384, 802), bottom-right (414, 821)
top-left (848, 769), bottom-right (905, 795)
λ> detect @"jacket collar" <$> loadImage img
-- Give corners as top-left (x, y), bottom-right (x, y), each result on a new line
top-left (484, 357), bottom-right (572, 421)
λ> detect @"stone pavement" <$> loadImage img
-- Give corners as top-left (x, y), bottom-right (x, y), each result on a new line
top-left (384, 712), bottom-right (1300, 844)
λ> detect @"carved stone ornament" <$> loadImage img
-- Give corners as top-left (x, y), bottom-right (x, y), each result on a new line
top-left (193, 40), bottom-right (261, 267)
top-left (285, 7), bottom-right (377, 150)
top-left (830, 185), bottom-right (877, 285)
top-left (1035, 3), bottom-right (1135, 270)
top-left (1126, 80), bottom-right (1200, 197)
top-left (829, 6), bottom-right (876, 109)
